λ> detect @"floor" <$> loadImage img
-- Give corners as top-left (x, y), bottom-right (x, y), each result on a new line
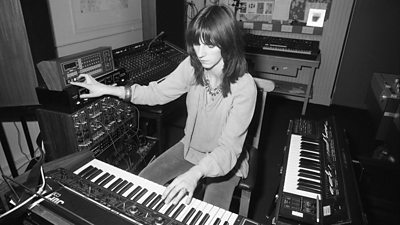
top-left (164, 94), bottom-right (400, 225)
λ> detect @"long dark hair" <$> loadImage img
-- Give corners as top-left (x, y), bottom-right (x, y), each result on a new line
top-left (186, 5), bottom-right (247, 97)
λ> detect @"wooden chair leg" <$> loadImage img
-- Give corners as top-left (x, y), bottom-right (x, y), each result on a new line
top-left (239, 189), bottom-right (251, 217)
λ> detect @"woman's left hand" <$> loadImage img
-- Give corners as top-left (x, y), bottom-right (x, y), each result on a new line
top-left (162, 166), bottom-right (203, 205)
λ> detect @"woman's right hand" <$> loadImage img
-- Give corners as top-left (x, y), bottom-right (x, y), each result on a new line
top-left (70, 74), bottom-right (108, 99)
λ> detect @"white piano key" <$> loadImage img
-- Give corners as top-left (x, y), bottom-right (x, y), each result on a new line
top-left (146, 193), bottom-right (162, 209)
top-left (175, 200), bottom-right (193, 222)
top-left (220, 210), bottom-right (232, 225)
top-left (136, 189), bottom-right (153, 204)
top-left (73, 163), bottom-right (91, 174)
top-left (73, 159), bottom-right (243, 224)
top-left (301, 140), bottom-right (319, 145)
top-left (101, 176), bottom-right (119, 189)
top-left (89, 171), bottom-right (107, 183)
top-left (298, 176), bottom-right (320, 184)
top-left (283, 134), bottom-right (321, 199)
top-left (227, 212), bottom-right (239, 225)
top-left (176, 198), bottom-right (201, 222)
top-left (75, 159), bottom-right (166, 193)
top-left (207, 207), bottom-right (224, 225)
top-left (189, 201), bottom-right (207, 225)
top-left (158, 200), bottom-right (174, 214)
top-left (120, 184), bottom-right (138, 198)
top-left (195, 203), bottom-right (213, 225)
top-left (170, 203), bottom-right (186, 219)
top-left (301, 149), bottom-right (320, 155)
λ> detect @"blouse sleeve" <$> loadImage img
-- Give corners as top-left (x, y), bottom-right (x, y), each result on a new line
top-left (197, 74), bottom-right (258, 177)
top-left (130, 57), bottom-right (195, 105)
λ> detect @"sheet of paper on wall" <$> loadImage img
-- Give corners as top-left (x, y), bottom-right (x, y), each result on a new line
top-left (306, 8), bottom-right (326, 27)
top-left (238, 0), bottom-right (274, 22)
top-left (272, 0), bottom-right (292, 21)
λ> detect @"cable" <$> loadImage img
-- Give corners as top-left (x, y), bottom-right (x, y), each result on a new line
top-left (0, 164), bottom-right (45, 221)
top-left (146, 31), bottom-right (165, 51)
top-left (0, 167), bottom-right (20, 204)
top-left (13, 122), bottom-right (31, 162)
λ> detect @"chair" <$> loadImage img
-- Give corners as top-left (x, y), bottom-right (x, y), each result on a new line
top-left (234, 77), bottom-right (274, 217)
top-left (195, 78), bottom-right (274, 217)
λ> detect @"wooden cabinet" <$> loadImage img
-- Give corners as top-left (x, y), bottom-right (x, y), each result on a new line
top-left (247, 53), bottom-right (321, 115)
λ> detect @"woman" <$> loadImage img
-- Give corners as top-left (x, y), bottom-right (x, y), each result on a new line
top-left (71, 4), bottom-right (257, 210)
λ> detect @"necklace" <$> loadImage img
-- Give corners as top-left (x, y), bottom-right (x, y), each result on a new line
top-left (204, 77), bottom-right (221, 100)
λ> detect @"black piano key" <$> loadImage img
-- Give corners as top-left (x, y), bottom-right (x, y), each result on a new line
top-left (81, 166), bottom-right (97, 178)
top-left (300, 158), bottom-right (321, 167)
top-left (301, 136), bottom-right (319, 144)
top-left (299, 169), bottom-right (320, 176)
top-left (165, 204), bottom-right (177, 216)
top-left (299, 163), bottom-right (320, 172)
top-left (301, 140), bottom-right (319, 146)
top-left (301, 143), bottom-right (319, 152)
top-left (298, 185), bottom-right (321, 195)
top-left (113, 180), bottom-right (128, 193)
top-left (98, 175), bottom-right (115, 187)
top-left (85, 168), bottom-right (103, 180)
top-left (117, 182), bottom-right (133, 195)
top-left (132, 188), bottom-right (148, 202)
top-left (298, 180), bottom-right (321, 190)
top-left (78, 165), bottom-right (94, 176)
top-left (154, 200), bottom-right (165, 212)
top-left (223, 221), bottom-right (229, 225)
top-left (299, 178), bottom-right (320, 186)
top-left (299, 159), bottom-right (320, 167)
top-left (182, 208), bottom-right (196, 224)
top-left (199, 213), bottom-right (210, 225)
top-left (300, 151), bottom-right (320, 160)
top-left (148, 195), bottom-right (162, 209)
top-left (142, 192), bottom-right (157, 206)
top-left (171, 204), bottom-right (185, 219)
top-left (299, 172), bottom-right (320, 180)
top-left (107, 178), bottom-right (123, 191)
top-left (190, 211), bottom-right (203, 225)
top-left (298, 183), bottom-right (321, 194)
top-left (93, 172), bottom-right (110, 185)
top-left (126, 186), bottom-right (142, 200)
top-left (213, 218), bottom-right (221, 225)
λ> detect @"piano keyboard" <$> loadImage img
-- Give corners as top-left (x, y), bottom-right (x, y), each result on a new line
top-left (34, 159), bottom-right (259, 225)
top-left (244, 34), bottom-right (320, 60)
top-left (275, 118), bottom-right (365, 225)
top-left (283, 134), bottom-right (322, 200)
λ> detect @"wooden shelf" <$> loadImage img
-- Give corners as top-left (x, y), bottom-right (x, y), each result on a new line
top-left (239, 21), bottom-right (323, 35)
top-left (270, 79), bottom-right (313, 98)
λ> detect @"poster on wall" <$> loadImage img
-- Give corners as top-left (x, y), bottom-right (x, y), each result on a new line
top-left (237, 0), bottom-right (331, 27)
top-left (73, 0), bottom-right (138, 32)
top-left (48, 0), bottom-right (142, 47)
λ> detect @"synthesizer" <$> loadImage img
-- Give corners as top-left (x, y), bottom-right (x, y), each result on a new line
top-left (36, 96), bottom-right (141, 162)
top-left (113, 39), bottom-right (188, 85)
top-left (37, 46), bottom-right (115, 91)
top-left (274, 117), bottom-right (365, 225)
top-left (36, 68), bottom-right (129, 113)
top-left (244, 33), bottom-right (320, 60)
top-left (25, 159), bottom-right (260, 225)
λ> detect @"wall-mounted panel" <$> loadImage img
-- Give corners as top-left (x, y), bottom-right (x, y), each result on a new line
top-left (47, 0), bottom-right (143, 56)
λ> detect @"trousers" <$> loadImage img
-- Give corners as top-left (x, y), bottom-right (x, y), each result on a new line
top-left (138, 141), bottom-right (240, 210)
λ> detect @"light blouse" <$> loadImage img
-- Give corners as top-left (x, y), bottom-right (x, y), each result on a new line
top-left (130, 57), bottom-right (257, 178)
